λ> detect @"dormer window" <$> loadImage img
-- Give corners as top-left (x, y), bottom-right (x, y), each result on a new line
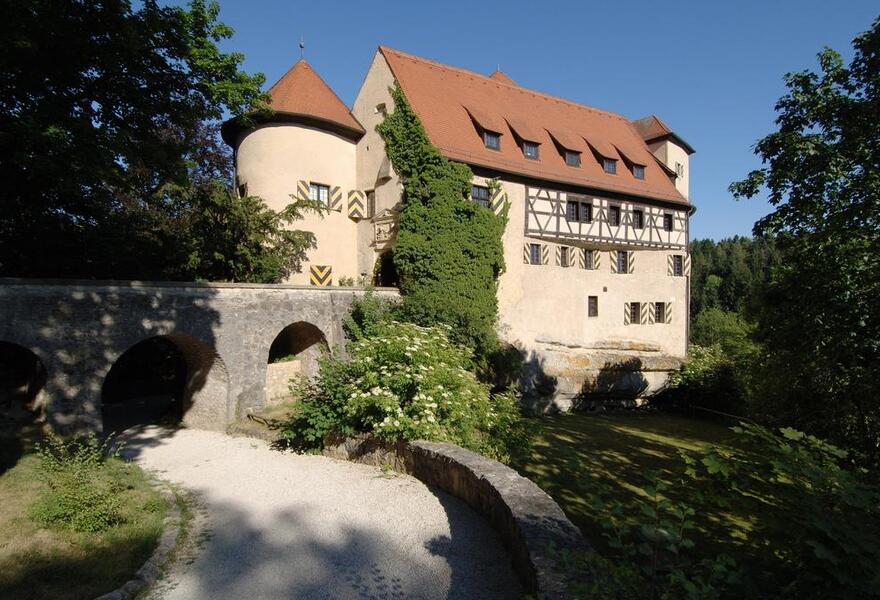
top-left (484, 131), bottom-right (501, 150)
top-left (603, 158), bottom-right (617, 174)
top-left (565, 150), bottom-right (581, 167)
top-left (523, 141), bottom-right (539, 160)
top-left (632, 165), bottom-right (645, 180)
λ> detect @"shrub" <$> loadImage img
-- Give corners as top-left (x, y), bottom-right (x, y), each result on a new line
top-left (653, 345), bottom-right (746, 415)
top-left (280, 320), bottom-right (527, 462)
top-left (29, 434), bottom-right (123, 533)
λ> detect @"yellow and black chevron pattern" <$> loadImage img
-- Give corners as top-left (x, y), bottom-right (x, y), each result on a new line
top-left (639, 301), bottom-right (649, 324)
top-left (665, 300), bottom-right (673, 324)
top-left (623, 302), bottom-right (631, 326)
top-left (328, 186), bottom-right (343, 211)
top-left (541, 244), bottom-right (550, 265)
top-left (683, 255), bottom-right (691, 276)
top-left (297, 180), bottom-right (310, 202)
top-left (627, 250), bottom-right (635, 274)
top-left (522, 243), bottom-right (530, 264)
top-left (667, 254), bottom-right (676, 276)
top-left (347, 190), bottom-right (365, 220)
top-left (490, 188), bottom-right (509, 216)
top-left (309, 264), bottom-right (332, 286)
top-left (609, 250), bottom-right (618, 274)
top-left (593, 250), bottom-right (601, 270)
top-left (577, 248), bottom-right (587, 269)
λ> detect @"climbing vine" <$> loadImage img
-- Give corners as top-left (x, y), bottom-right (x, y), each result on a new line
top-left (376, 84), bottom-right (508, 362)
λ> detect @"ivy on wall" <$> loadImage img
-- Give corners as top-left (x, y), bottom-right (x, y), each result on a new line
top-left (376, 84), bottom-right (508, 360)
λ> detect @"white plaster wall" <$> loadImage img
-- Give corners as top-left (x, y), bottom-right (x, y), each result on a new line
top-left (492, 176), bottom-right (688, 359)
top-left (235, 123), bottom-right (359, 285)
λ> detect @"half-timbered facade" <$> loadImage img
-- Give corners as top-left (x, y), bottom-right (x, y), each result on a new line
top-left (224, 47), bottom-right (696, 410)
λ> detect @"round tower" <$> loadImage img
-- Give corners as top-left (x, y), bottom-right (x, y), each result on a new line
top-left (222, 60), bottom-right (365, 286)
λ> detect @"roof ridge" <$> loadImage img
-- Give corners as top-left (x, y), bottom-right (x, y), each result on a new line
top-left (379, 45), bottom-right (631, 124)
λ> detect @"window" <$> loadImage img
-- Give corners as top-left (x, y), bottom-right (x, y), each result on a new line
top-left (309, 183), bottom-right (329, 205)
top-left (580, 203), bottom-right (593, 223)
top-left (609, 205), bottom-right (621, 226)
top-left (633, 165), bottom-right (645, 180)
top-left (472, 185), bottom-right (490, 208)
top-left (663, 213), bottom-right (674, 232)
top-left (236, 182), bottom-right (248, 199)
top-left (523, 141), bottom-right (539, 159)
top-left (588, 296), bottom-right (598, 317)
top-left (566, 201), bottom-right (579, 221)
top-left (366, 190), bottom-right (376, 218)
top-left (633, 209), bottom-right (644, 229)
top-left (672, 254), bottom-right (684, 276)
top-left (675, 162), bottom-right (685, 177)
top-left (484, 130), bottom-right (501, 150)
top-left (560, 246), bottom-right (570, 267)
top-left (603, 158), bottom-right (617, 174)
top-left (565, 150), bottom-right (581, 167)
top-left (529, 243), bottom-right (541, 265)
top-left (375, 102), bottom-right (387, 115)
top-left (584, 249), bottom-right (597, 270)
top-left (654, 302), bottom-right (666, 323)
top-left (630, 302), bottom-right (641, 324)
top-left (617, 250), bottom-right (628, 273)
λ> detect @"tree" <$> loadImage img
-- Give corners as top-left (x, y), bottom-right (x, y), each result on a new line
top-left (376, 84), bottom-right (507, 361)
top-left (730, 17), bottom-right (880, 462)
top-left (0, 0), bottom-right (315, 282)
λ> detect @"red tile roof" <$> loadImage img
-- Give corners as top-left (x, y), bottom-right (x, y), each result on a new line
top-left (379, 47), bottom-right (689, 206)
top-left (489, 70), bottom-right (517, 86)
top-left (266, 59), bottom-right (364, 135)
top-left (632, 115), bottom-right (695, 155)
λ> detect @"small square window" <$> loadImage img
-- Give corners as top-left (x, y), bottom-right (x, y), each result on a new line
top-left (630, 302), bottom-right (641, 324)
top-left (632, 165), bottom-right (645, 180)
top-left (588, 296), bottom-right (598, 317)
top-left (580, 202), bottom-right (592, 223)
top-left (633, 209), bottom-right (644, 229)
top-left (484, 131), bottom-right (501, 150)
top-left (529, 243), bottom-right (541, 265)
top-left (565, 151), bottom-right (581, 167)
top-left (654, 302), bottom-right (666, 323)
top-left (523, 141), bottom-right (539, 160)
top-left (560, 246), bottom-right (570, 267)
top-left (617, 250), bottom-right (628, 273)
top-left (609, 206), bottom-right (621, 226)
top-left (603, 158), bottom-right (617, 174)
top-left (309, 183), bottom-right (329, 204)
top-left (664, 213), bottom-right (674, 231)
top-left (375, 103), bottom-right (387, 115)
top-left (472, 185), bottom-right (490, 208)
top-left (672, 254), bottom-right (684, 276)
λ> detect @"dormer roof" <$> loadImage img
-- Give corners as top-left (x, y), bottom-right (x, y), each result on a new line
top-left (379, 46), bottom-right (689, 206)
top-left (632, 115), bottom-right (695, 155)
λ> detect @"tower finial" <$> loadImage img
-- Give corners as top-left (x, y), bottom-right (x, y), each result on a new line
top-left (299, 36), bottom-right (305, 60)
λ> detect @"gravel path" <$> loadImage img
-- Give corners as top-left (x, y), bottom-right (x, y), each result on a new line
top-left (120, 426), bottom-right (522, 600)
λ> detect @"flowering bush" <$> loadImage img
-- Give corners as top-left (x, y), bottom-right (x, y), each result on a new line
top-left (280, 320), bottom-right (526, 462)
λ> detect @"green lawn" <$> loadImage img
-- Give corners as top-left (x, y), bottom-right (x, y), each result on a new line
top-left (0, 444), bottom-right (168, 600)
top-left (512, 411), bottom-right (757, 561)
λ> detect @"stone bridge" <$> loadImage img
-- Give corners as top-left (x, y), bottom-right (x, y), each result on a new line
top-left (0, 279), bottom-right (397, 433)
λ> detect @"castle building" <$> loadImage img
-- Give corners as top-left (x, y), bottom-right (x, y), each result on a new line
top-left (222, 47), bottom-right (695, 409)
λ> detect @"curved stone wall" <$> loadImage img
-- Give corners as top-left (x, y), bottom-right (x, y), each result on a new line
top-left (322, 435), bottom-right (589, 597)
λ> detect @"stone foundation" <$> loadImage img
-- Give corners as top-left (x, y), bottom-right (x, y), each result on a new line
top-left (323, 434), bottom-right (590, 598)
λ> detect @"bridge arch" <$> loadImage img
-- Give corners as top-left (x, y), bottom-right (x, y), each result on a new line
top-left (264, 321), bottom-right (328, 405)
top-left (101, 334), bottom-right (229, 433)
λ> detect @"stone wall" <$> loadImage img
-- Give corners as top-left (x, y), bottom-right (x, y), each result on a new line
top-left (323, 435), bottom-right (590, 598)
top-left (264, 360), bottom-right (301, 405)
top-left (0, 279), bottom-right (397, 433)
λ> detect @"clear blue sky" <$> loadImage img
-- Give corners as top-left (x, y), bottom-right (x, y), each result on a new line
top-left (204, 0), bottom-right (878, 240)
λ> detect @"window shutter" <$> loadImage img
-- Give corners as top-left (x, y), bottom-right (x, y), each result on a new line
top-left (490, 188), bottom-right (508, 216)
top-left (667, 254), bottom-right (674, 276)
top-left (627, 251), bottom-right (635, 274)
top-left (640, 302), bottom-right (649, 324)
top-left (609, 250), bottom-right (618, 273)
top-left (623, 302), bottom-right (631, 325)
top-left (541, 244), bottom-right (550, 265)
top-left (297, 180), bottom-right (310, 202)
top-left (684, 255), bottom-right (692, 276)
top-left (593, 250), bottom-right (601, 270)
top-left (347, 190), bottom-right (365, 220)
top-left (648, 302), bottom-right (656, 324)
top-left (578, 248), bottom-right (587, 269)
top-left (555, 245), bottom-right (562, 266)
top-left (328, 186), bottom-right (343, 211)
top-left (665, 300), bottom-right (673, 324)
top-left (523, 243), bottom-right (531, 264)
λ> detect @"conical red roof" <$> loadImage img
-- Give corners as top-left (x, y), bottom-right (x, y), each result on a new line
top-left (267, 60), bottom-right (364, 135)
